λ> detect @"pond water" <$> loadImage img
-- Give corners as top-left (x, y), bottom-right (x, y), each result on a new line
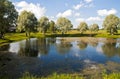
top-left (0, 37), bottom-right (120, 78)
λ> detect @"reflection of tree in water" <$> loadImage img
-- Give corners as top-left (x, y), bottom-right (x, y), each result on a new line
top-left (0, 44), bottom-right (10, 51)
top-left (18, 39), bottom-right (38, 57)
top-left (56, 39), bottom-right (72, 54)
top-left (89, 41), bottom-right (98, 47)
top-left (37, 38), bottom-right (50, 55)
top-left (77, 41), bottom-right (88, 50)
top-left (48, 38), bottom-right (56, 45)
top-left (102, 42), bottom-right (120, 57)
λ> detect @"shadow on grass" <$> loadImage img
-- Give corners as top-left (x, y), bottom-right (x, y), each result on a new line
top-left (46, 33), bottom-right (97, 37)
top-left (114, 33), bottom-right (120, 35)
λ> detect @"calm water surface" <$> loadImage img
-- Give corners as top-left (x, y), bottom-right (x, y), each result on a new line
top-left (0, 37), bottom-right (120, 78)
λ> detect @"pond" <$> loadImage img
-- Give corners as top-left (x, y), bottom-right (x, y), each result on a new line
top-left (0, 37), bottom-right (120, 78)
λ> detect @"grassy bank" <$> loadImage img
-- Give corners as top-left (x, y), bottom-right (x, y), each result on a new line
top-left (0, 33), bottom-right (45, 46)
top-left (0, 30), bottom-right (120, 46)
top-left (19, 72), bottom-right (120, 79)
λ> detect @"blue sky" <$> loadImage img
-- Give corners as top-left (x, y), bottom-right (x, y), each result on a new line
top-left (10, 0), bottom-right (120, 28)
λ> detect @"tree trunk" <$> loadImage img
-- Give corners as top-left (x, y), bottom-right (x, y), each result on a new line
top-left (0, 32), bottom-right (4, 39)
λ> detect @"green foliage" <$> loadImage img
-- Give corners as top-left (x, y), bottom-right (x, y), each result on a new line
top-left (0, 0), bottom-right (18, 38)
top-left (103, 14), bottom-right (120, 35)
top-left (56, 17), bottom-right (73, 34)
top-left (78, 22), bottom-right (88, 33)
top-left (38, 16), bottom-right (49, 34)
top-left (90, 24), bottom-right (99, 32)
top-left (49, 20), bottom-right (55, 33)
top-left (118, 23), bottom-right (120, 30)
top-left (17, 10), bottom-right (37, 37)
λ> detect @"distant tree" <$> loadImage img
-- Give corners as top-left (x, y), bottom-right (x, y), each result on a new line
top-left (90, 24), bottom-right (99, 32)
top-left (77, 22), bottom-right (88, 33)
top-left (0, 0), bottom-right (18, 38)
top-left (17, 11), bottom-right (37, 37)
top-left (38, 16), bottom-right (49, 34)
top-left (49, 20), bottom-right (55, 33)
top-left (103, 14), bottom-right (120, 35)
top-left (56, 17), bottom-right (73, 34)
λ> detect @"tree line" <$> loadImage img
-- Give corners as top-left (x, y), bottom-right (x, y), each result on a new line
top-left (0, 0), bottom-right (120, 38)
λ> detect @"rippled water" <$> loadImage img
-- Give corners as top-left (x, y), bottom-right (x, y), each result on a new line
top-left (0, 37), bottom-right (120, 78)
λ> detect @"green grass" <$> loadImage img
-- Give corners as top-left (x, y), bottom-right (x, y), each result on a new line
top-left (19, 72), bottom-right (83, 79)
top-left (19, 72), bottom-right (120, 79)
top-left (103, 72), bottom-right (120, 79)
top-left (0, 33), bottom-right (45, 46)
top-left (0, 30), bottom-right (120, 46)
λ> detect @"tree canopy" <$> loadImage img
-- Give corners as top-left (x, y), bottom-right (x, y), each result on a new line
top-left (89, 24), bottom-right (99, 32)
top-left (56, 17), bottom-right (73, 34)
top-left (77, 22), bottom-right (88, 33)
top-left (38, 16), bottom-right (49, 34)
top-left (17, 10), bottom-right (37, 37)
top-left (103, 14), bottom-right (120, 35)
top-left (0, 0), bottom-right (18, 38)
top-left (49, 20), bottom-right (55, 33)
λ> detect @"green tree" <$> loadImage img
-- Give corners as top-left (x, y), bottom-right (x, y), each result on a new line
top-left (77, 22), bottom-right (88, 33)
top-left (103, 14), bottom-right (120, 35)
top-left (89, 24), bottom-right (99, 32)
top-left (118, 24), bottom-right (120, 30)
top-left (17, 11), bottom-right (37, 37)
top-left (38, 16), bottom-right (49, 34)
top-left (56, 17), bottom-right (73, 34)
top-left (0, 0), bottom-right (18, 38)
top-left (49, 20), bottom-right (55, 33)
top-left (118, 18), bottom-right (120, 30)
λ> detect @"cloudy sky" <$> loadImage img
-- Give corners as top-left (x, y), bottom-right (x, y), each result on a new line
top-left (10, 0), bottom-right (120, 28)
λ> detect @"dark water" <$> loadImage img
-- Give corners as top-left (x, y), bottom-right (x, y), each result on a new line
top-left (0, 37), bottom-right (120, 78)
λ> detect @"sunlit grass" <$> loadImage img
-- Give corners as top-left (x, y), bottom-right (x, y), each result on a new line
top-left (19, 72), bottom-right (120, 79)
top-left (20, 72), bottom-right (84, 79)
top-left (102, 72), bottom-right (120, 79)
top-left (0, 30), bottom-right (120, 45)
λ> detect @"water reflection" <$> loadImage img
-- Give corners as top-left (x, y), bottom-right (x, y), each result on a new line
top-left (102, 42), bottom-right (120, 57)
top-left (18, 39), bottom-right (39, 57)
top-left (0, 44), bottom-right (9, 51)
top-left (0, 37), bottom-right (120, 59)
top-left (77, 41), bottom-right (88, 50)
top-left (37, 38), bottom-right (50, 55)
top-left (56, 39), bottom-right (72, 54)
top-left (1, 37), bottom-right (120, 78)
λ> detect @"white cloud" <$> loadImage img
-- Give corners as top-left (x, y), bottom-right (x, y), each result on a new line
top-left (73, 3), bottom-right (84, 10)
top-left (84, 0), bottom-right (93, 3)
top-left (84, 3), bottom-right (94, 8)
top-left (75, 17), bottom-right (102, 23)
top-left (86, 17), bottom-right (102, 22)
top-left (75, 18), bottom-right (85, 23)
top-left (56, 9), bottom-right (72, 17)
top-left (75, 13), bottom-right (80, 17)
top-left (14, 1), bottom-right (46, 19)
top-left (97, 8), bottom-right (117, 16)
